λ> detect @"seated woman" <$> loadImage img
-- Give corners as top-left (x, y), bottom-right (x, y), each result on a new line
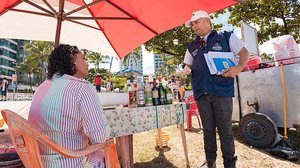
top-left (28, 44), bottom-right (110, 168)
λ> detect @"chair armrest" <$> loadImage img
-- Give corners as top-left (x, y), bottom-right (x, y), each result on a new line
top-left (41, 138), bottom-right (114, 158)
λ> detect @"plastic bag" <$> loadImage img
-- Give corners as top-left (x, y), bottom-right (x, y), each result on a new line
top-left (272, 35), bottom-right (300, 65)
top-left (267, 137), bottom-right (300, 161)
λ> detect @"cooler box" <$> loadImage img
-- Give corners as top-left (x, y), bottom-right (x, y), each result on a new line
top-left (243, 56), bottom-right (262, 71)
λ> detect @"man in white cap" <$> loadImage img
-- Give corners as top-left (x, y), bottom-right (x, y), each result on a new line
top-left (183, 10), bottom-right (249, 168)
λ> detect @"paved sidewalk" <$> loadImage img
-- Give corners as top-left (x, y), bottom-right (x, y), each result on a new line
top-left (0, 101), bottom-right (31, 128)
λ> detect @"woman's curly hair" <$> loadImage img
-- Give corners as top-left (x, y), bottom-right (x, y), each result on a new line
top-left (47, 44), bottom-right (80, 79)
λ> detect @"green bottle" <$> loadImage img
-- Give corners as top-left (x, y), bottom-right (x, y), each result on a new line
top-left (158, 77), bottom-right (166, 105)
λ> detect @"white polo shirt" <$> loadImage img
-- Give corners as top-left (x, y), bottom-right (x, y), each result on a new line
top-left (184, 32), bottom-right (246, 65)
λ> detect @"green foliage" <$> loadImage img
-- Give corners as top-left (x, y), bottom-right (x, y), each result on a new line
top-left (260, 53), bottom-right (274, 61)
top-left (16, 56), bottom-right (42, 76)
top-left (110, 77), bottom-right (127, 91)
top-left (145, 25), bottom-right (194, 65)
top-left (185, 84), bottom-right (192, 91)
top-left (227, 0), bottom-right (300, 44)
top-left (144, 21), bottom-right (224, 66)
top-left (17, 40), bottom-right (52, 91)
top-left (145, 1), bottom-right (299, 85)
top-left (85, 51), bottom-right (110, 72)
top-left (87, 68), bottom-right (109, 83)
top-left (24, 41), bottom-right (53, 62)
top-left (16, 56), bottom-right (43, 93)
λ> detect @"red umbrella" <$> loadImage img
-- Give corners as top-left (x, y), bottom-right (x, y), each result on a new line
top-left (0, 0), bottom-right (242, 59)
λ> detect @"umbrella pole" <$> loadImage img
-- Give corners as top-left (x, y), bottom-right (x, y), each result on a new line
top-left (55, 0), bottom-right (65, 47)
top-left (280, 64), bottom-right (288, 140)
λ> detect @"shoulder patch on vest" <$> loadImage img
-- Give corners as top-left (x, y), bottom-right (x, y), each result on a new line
top-left (192, 49), bottom-right (198, 57)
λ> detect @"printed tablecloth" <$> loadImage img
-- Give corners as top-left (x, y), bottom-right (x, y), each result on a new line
top-left (104, 103), bottom-right (186, 137)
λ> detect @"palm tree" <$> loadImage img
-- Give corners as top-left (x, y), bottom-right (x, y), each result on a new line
top-left (107, 56), bottom-right (118, 79)
top-left (24, 41), bottom-right (53, 82)
top-left (120, 46), bottom-right (142, 69)
top-left (16, 56), bottom-right (42, 94)
top-left (85, 51), bottom-right (110, 73)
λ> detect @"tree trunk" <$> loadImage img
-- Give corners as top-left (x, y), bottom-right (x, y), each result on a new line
top-left (109, 57), bottom-right (113, 73)
top-left (281, 11), bottom-right (289, 35)
top-left (29, 73), bottom-right (33, 94)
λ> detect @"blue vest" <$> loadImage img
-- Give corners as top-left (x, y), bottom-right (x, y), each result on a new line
top-left (187, 30), bottom-right (234, 100)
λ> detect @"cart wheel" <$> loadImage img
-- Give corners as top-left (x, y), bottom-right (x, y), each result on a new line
top-left (239, 113), bottom-right (278, 149)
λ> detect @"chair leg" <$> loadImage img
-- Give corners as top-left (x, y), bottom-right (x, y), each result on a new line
top-left (195, 114), bottom-right (203, 129)
top-left (186, 110), bottom-right (192, 131)
top-left (105, 141), bottom-right (120, 168)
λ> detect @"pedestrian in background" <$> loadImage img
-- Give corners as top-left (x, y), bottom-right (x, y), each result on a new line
top-left (184, 10), bottom-right (249, 168)
top-left (1, 77), bottom-right (8, 101)
top-left (94, 73), bottom-right (102, 93)
top-left (106, 79), bottom-right (111, 92)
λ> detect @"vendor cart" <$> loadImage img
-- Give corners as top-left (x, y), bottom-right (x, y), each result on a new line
top-left (233, 62), bottom-right (300, 148)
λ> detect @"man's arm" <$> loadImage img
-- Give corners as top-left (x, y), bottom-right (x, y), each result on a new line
top-left (175, 49), bottom-right (193, 75)
top-left (222, 47), bottom-right (249, 78)
top-left (185, 64), bottom-right (192, 68)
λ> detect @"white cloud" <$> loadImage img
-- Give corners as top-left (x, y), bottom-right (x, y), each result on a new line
top-left (142, 45), bottom-right (154, 75)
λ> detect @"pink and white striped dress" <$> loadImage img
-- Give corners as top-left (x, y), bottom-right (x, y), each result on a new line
top-left (28, 74), bottom-right (110, 168)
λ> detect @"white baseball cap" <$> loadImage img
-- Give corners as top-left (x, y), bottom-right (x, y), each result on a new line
top-left (185, 10), bottom-right (210, 28)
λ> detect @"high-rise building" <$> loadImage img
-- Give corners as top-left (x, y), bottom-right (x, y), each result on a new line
top-left (120, 46), bottom-right (143, 73)
top-left (0, 39), bottom-right (18, 81)
top-left (154, 54), bottom-right (163, 72)
top-left (154, 53), bottom-right (177, 77)
top-left (0, 39), bottom-right (28, 81)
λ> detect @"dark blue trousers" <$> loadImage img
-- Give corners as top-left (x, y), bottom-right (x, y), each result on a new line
top-left (196, 94), bottom-right (236, 168)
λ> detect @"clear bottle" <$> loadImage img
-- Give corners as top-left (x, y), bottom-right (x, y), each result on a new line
top-left (136, 83), bottom-right (145, 107)
top-left (128, 83), bottom-right (137, 108)
top-left (145, 82), bottom-right (153, 106)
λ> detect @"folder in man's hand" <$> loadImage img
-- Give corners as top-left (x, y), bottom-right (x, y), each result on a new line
top-left (204, 52), bottom-right (238, 75)
top-left (213, 57), bottom-right (237, 72)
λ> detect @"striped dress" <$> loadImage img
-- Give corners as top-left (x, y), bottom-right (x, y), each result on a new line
top-left (28, 74), bottom-right (110, 168)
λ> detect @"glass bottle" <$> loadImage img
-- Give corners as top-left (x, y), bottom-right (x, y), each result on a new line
top-left (158, 77), bottom-right (166, 105)
top-left (145, 82), bottom-right (153, 106)
top-left (166, 85), bottom-right (173, 104)
top-left (152, 82), bottom-right (159, 106)
top-left (128, 83), bottom-right (137, 108)
top-left (136, 83), bottom-right (145, 107)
